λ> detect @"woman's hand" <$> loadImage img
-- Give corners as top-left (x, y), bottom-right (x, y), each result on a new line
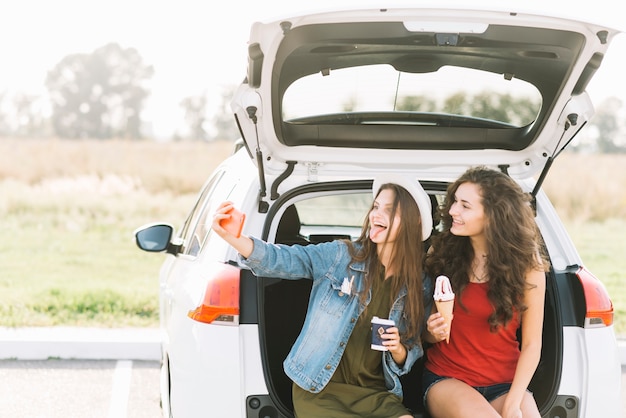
top-left (382, 326), bottom-right (407, 366)
top-left (426, 312), bottom-right (450, 343)
top-left (382, 326), bottom-right (402, 352)
top-left (211, 201), bottom-right (235, 238)
top-left (501, 405), bottom-right (523, 418)
top-left (212, 201), bottom-right (254, 258)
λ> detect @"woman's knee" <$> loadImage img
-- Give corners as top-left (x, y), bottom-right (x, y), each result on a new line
top-left (426, 379), bottom-right (499, 418)
top-left (490, 390), bottom-right (540, 417)
top-left (520, 391), bottom-right (541, 417)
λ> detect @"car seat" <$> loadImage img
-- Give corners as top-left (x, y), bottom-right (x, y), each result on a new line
top-left (276, 205), bottom-right (310, 246)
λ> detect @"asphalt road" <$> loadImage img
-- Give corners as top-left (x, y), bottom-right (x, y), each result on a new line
top-left (0, 360), bottom-right (623, 417)
top-left (0, 359), bottom-right (160, 418)
top-left (622, 366), bottom-right (626, 417)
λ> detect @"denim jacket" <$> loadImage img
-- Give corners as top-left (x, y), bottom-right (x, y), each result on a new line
top-left (239, 237), bottom-right (433, 398)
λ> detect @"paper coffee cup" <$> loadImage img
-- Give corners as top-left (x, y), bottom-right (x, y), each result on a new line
top-left (371, 316), bottom-right (395, 351)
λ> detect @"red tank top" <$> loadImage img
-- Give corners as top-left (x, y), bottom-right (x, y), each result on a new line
top-left (425, 282), bottom-right (520, 386)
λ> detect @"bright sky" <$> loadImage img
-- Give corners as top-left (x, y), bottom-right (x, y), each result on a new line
top-left (2, 0), bottom-right (624, 139)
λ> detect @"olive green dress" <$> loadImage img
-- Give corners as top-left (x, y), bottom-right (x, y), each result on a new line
top-left (292, 274), bottom-right (410, 417)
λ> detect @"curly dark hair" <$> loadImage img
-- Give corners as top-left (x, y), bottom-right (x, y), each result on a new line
top-left (425, 166), bottom-right (549, 331)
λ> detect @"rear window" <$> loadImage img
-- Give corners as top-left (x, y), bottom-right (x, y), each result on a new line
top-left (282, 64), bottom-right (542, 128)
top-left (297, 193), bottom-right (370, 227)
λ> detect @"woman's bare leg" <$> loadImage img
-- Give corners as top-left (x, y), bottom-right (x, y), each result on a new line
top-left (426, 378), bottom-right (500, 418)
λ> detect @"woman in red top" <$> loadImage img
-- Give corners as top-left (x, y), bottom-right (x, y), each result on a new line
top-left (422, 166), bottom-right (548, 418)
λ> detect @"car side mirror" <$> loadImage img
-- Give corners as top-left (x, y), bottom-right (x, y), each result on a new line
top-left (134, 223), bottom-right (174, 253)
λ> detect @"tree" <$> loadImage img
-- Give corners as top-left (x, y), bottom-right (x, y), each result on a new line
top-left (45, 43), bottom-right (153, 139)
top-left (178, 86), bottom-right (239, 142)
top-left (13, 93), bottom-right (49, 138)
top-left (180, 93), bottom-right (209, 141)
top-left (209, 85), bottom-right (239, 142)
top-left (394, 91), bottom-right (538, 126)
top-left (395, 95), bottom-right (437, 112)
top-left (443, 92), bottom-right (538, 126)
top-left (590, 97), bottom-right (623, 153)
top-left (0, 91), bottom-right (10, 137)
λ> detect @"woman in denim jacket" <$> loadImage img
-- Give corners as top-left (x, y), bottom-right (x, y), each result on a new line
top-left (212, 174), bottom-right (433, 418)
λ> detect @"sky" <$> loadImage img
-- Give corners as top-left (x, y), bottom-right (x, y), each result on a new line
top-left (2, 0), bottom-right (624, 139)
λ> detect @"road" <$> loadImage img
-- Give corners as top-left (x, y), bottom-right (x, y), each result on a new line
top-left (0, 359), bottom-right (160, 418)
top-left (622, 366), bottom-right (626, 417)
top-left (0, 360), bottom-right (623, 417)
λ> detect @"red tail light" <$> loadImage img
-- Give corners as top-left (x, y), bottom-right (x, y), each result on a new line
top-left (188, 262), bottom-right (240, 325)
top-left (577, 266), bottom-right (614, 327)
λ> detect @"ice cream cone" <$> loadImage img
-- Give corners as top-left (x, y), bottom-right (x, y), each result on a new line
top-left (435, 299), bottom-right (454, 343)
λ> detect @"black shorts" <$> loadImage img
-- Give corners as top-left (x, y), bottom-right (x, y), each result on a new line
top-left (422, 368), bottom-right (513, 409)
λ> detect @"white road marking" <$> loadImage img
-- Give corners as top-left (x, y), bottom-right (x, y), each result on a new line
top-left (108, 360), bottom-right (133, 418)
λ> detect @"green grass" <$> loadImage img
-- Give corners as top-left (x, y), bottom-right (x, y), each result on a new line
top-left (0, 181), bottom-right (196, 327)
top-left (0, 139), bottom-right (624, 337)
top-left (563, 219), bottom-right (626, 336)
top-left (0, 138), bottom-right (232, 328)
top-left (2, 188), bottom-right (624, 334)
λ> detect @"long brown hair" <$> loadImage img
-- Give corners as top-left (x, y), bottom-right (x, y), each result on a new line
top-left (425, 166), bottom-right (549, 331)
top-left (348, 183), bottom-right (426, 343)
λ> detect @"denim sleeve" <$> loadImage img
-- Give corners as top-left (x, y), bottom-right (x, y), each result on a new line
top-left (238, 236), bottom-right (344, 281)
top-left (384, 342), bottom-right (422, 376)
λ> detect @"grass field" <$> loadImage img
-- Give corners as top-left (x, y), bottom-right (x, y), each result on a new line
top-left (0, 139), bottom-right (624, 336)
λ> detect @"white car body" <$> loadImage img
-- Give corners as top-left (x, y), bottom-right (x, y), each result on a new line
top-left (135, 6), bottom-right (622, 418)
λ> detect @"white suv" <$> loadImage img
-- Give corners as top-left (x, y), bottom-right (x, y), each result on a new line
top-left (134, 7), bottom-right (621, 418)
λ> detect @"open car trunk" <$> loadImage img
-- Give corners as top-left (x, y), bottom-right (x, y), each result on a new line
top-left (256, 187), bottom-right (564, 417)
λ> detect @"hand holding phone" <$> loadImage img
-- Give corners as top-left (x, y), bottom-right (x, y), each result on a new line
top-left (220, 206), bottom-right (246, 238)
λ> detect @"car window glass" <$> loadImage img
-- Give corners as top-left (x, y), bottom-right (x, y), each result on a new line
top-left (178, 172), bottom-right (222, 242)
top-left (184, 180), bottom-right (237, 257)
top-left (283, 64), bottom-right (541, 127)
top-left (296, 193), bottom-right (371, 227)
top-left (178, 171), bottom-right (224, 256)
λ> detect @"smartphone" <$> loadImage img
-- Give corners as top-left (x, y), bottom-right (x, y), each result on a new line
top-left (220, 206), bottom-right (246, 238)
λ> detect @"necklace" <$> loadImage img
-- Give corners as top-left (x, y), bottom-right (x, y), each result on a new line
top-left (471, 268), bottom-right (489, 282)
top-left (470, 256), bottom-right (489, 283)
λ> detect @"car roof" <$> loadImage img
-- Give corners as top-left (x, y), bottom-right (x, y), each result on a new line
top-left (232, 7), bottom-right (620, 180)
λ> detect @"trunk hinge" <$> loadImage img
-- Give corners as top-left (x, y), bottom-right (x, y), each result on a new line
top-left (530, 113), bottom-right (586, 214)
top-left (246, 106), bottom-right (269, 213)
top-left (305, 162), bottom-right (322, 182)
top-left (270, 161), bottom-right (297, 200)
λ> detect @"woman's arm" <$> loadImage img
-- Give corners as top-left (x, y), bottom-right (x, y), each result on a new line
top-left (501, 267), bottom-right (546, 417)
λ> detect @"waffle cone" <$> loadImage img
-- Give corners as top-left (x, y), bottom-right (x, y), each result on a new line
top-left (435, 299), bottom-right (454, 343)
